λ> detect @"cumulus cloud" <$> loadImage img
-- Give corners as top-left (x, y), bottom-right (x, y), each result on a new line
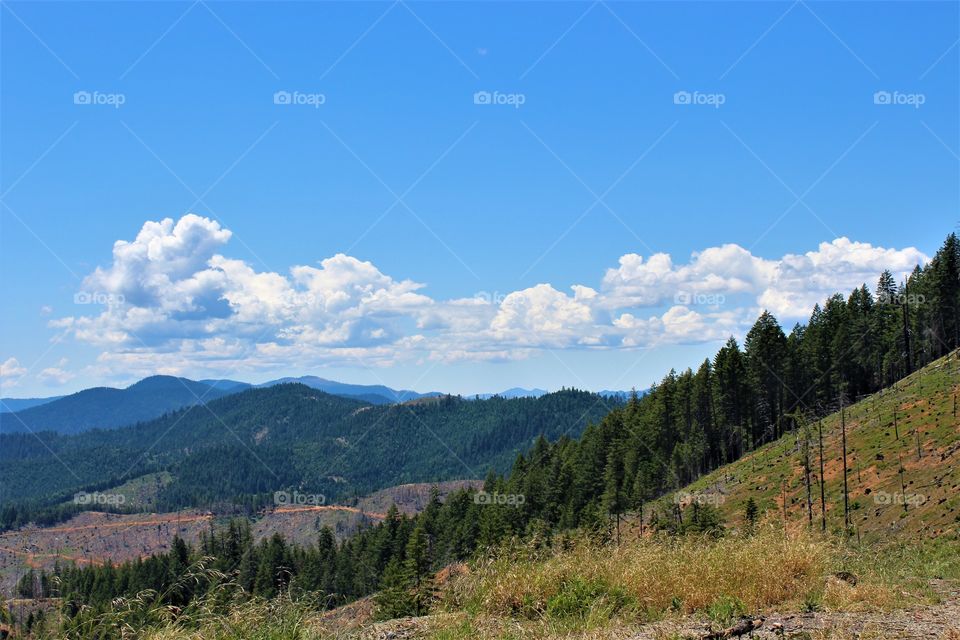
top-left (1, 357), bottom-right (28, 388)
top-left (602, 238), bottom-right (926, 320)
top-left (757, 238), bottom-right (927, 318)
top-left (491, 284), bottom-right (598, 347)
top-left (50, 214), bottom-right (929, 377)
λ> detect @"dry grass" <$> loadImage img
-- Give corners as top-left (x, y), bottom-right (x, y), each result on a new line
top-left (46, 525), bottom-right (954, 640)
top-left (143, 597), bottom-right (322, 640)
top-left (442, 522), bottom-right (897, 628)
top-left (821, 578), bottom-right (897, 612)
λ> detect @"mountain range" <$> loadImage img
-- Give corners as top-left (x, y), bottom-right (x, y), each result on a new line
top-left (0, 384), bottom-right (618, 527)
top-left (1, 376), bottom-right (630, 436)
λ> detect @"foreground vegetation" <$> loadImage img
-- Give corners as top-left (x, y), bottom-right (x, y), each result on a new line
top-left (435, 524), bottom-right (960, 638)
top-left (15, 524), bottom-right (959, 639)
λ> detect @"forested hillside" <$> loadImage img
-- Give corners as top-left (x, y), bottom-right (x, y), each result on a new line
top-left (0, 386), bottom-right (613, 530)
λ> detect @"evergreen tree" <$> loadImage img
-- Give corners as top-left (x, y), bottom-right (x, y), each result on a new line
top-left (744, 498), bottom-right (759, 531)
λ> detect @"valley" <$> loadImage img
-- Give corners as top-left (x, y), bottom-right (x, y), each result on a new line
top-left (0, 481), bottom-right (479, 594)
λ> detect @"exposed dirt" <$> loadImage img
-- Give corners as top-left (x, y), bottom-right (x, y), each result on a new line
top-left (677, 352), bottom-right (960, 544)
top-left (0, 510), bottom-right (213, 592)
top-left (351, 581), bottom-right (960, 639)
top-left (0, 480), bottom-right (480, 594)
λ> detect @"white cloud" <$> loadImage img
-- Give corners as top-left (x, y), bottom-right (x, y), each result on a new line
top-left (1, 357), bottom-right (28, 389)
top-left (757, 238), bottom-right (927, 318)
top-left (490, 284), bottom-right (598, 347)
top-left (38, 358), bottom-right (75, 386)
top-left (601, 245), bottom-right (772, 309)
top-left (51, 214), bottom-right (930, 376)
top-left (602, 238), bottom-right (926, 320)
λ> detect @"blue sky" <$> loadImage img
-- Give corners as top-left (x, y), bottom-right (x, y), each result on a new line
top-left (1, 1), bottom-right (957, 398)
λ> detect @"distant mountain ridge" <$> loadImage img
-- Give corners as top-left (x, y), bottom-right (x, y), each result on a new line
top-left (0, 375), bottom-right (443, 434)
top-left (0, 376), bottom-right (235, 435)
top-left (198, 379), bottom-right (251, 392)
top-left (0, 395), bottom-right (64, 413)
top-left (0, 373), bottom-right (636, 435)
top-left (256, 375), bottom-right (442, 404)
top-left (473, 387), bottom-right (549, 400)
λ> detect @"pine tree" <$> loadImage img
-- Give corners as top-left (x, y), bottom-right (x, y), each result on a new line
top-left (403, 520), bottom-right (434, 616)
top-left (374, 558), bottom-right (415, 620)
top-left (744, 497), bottom-right (759, 532)
top-left (601, 444), bottom-right (627, 545)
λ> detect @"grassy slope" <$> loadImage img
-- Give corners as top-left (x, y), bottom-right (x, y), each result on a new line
top-left (672, 350), bottom-right (960, 541)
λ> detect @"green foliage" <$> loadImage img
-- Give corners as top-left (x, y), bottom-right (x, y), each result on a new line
top-left (802, 591), bottom-right (823, 613)
top-left (374, 558), bottom-right (417, 620)
top-left (705, 595), bottom-right (747, 625)
top-left (744, 498), bottom-right (759, 530)
top-left (0, 388), bottom-right (613, 530)
top-left (544, 577), bottom-right (635, 622)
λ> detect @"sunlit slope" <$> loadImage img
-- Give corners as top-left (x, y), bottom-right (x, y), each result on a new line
top-left (671, 350), bottom-right (960, 541)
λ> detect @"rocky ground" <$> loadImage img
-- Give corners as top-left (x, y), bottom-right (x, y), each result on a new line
top-left (351, 580), bottom-right (960, 640)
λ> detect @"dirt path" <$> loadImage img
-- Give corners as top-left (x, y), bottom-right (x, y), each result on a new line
top-left (25, 513), bottom-right (213, 535)
top-left (0, 546), bottom-right (103, 567)
top-left (273, 505), bottom-right (388, 519)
